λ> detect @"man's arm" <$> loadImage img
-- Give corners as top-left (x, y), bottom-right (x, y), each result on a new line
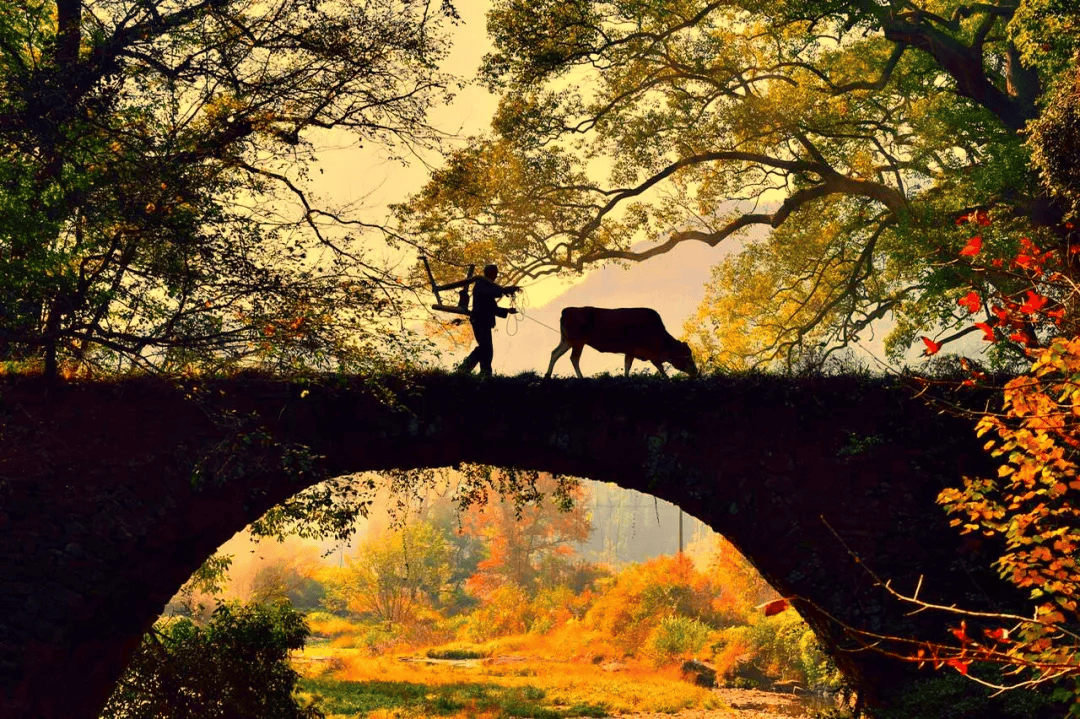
top-left (475, 277), bottom-right (519, 299)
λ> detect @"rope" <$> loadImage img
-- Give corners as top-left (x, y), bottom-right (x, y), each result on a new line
top-left (521, 312), bottom-right (561, 334)
top-left (505, 302), bottom-right (520, 336)
top-left (505, 288), bottom-right (561, 334)
top-left (505, 288), bottom-right (523, 336)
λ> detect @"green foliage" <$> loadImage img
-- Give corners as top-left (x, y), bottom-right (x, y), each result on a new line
top-left (102, 601), bottom-right (318, 719)
top-left (645, 614), bottom-right (712, 660)
top-left (1009, 0), bottom-right (1080, 80)
top-left (166, 553), bottom-right (236, 621)
top-left (1028, 62), bottom-right (1080, 217)
top-left (708, 607), bottom-right (842, 693)
top-left (299, 677), bottom-right (608, 718)
top-left (747, 611), bottom-right (843, 690)
top-left (250, 473), bottom-right (378, 545)
top-left (184, 396), bottom-right (378, 545)
top-left (0, 0), bottom-right (456, 377)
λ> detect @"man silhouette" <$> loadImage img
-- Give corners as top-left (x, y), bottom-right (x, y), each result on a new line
top-left (458, 264), bottom-right (519, 376)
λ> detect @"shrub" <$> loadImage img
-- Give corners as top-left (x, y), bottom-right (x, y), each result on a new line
top-left (709, 611), bottom-right (842, 691)
top-left (646, 614), bottom-right (712, 661)
top-left (425, 646), bottom-right (490, 660)
top-left (359, 622), bottom-right (402, 655)
top-left (797, 627), bottom-right (842, 691)
top-left (582, 554), bottom-right (720, 655)
top-left (102, 601), bottom-right (319, 719)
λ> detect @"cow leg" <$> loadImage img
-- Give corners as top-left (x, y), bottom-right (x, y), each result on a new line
top-left (546, 339), bottom-right (571, 378)
top-left (652, 361), bottom-right (668, 378)
top-left (624, 355), bottom-right (634, 376)
top-left (570, 345), bottom-right (585, 378)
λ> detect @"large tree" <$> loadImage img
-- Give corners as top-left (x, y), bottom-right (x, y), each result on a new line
top-left (0, 0), bottom-right (459, 378)
top-left (396, 0), bottom-right (1079, 369)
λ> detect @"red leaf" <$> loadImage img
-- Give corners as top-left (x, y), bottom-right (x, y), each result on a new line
top-left (1020, 290), bottom-right (1048, 314)
top-left (974, 322), bottom-right (995, 342)
top-left (958, 291), bottom-right (980, 314)
top-left (1009, 330), bottom-right (1034, 346)
top-left (1014, 254), bottom-right (1035, 270)
top-left (921, 336), bottom-right (942, 355)
top-left (945, 658), bottom-right (970, 675)
top-left (761, 598), bottom-right (789, 616)
top-left (959, 236), bottom-right (983, 256)
top-left (950, 623), bottom-right (970, 643)
top-left (984, 627), bottom-right (1009, 642)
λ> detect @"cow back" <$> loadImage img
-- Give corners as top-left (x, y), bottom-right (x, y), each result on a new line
top-left (560, 307), bottom-right (670, 354)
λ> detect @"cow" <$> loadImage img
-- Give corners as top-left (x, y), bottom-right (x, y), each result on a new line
top-left (544, 307), bottom-right (699, 379)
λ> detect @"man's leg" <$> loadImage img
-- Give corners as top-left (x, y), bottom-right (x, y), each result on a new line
top-left (475, 324), bottom-right (494, 376)
top-left (458, 323), bottom-right (482, 373)
top-left (458, 348), bottom-right (479, 373)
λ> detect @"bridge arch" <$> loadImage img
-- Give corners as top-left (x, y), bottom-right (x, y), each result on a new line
top-left (0, 373), bottom-right (1005, 719)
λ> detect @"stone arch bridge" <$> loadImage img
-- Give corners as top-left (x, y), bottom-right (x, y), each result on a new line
top-left (0, 373), bottom-right (1008, 719)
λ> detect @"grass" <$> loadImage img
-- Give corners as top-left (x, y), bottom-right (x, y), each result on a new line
top-left (298, 676), bottom-right (608, 718)
top-left (294, 643), bottom-right (727, 718)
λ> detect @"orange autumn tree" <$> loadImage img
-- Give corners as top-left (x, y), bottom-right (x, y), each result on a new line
top-left (899, 211), bottom-right (1080, 708)
top-left (462, 473), bottom-right (592, 598)
top-left (930, 338), bottom-right (1080, 706)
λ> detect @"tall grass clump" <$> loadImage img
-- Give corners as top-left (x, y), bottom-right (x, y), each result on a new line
top-left (646, 614), bottom-right (713, 662)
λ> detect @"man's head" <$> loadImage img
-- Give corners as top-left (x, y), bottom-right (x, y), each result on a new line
top-left (483, 263), bottom-right (498, 280)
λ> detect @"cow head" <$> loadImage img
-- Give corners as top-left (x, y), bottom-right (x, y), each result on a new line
top-left (670, 340), bottom-right (699, 377)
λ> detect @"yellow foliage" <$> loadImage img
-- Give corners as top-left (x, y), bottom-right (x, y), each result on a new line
top-left (940, 335), bottom-right (1080, 687)
top-left (307, 614), bottom-right (364, 638)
